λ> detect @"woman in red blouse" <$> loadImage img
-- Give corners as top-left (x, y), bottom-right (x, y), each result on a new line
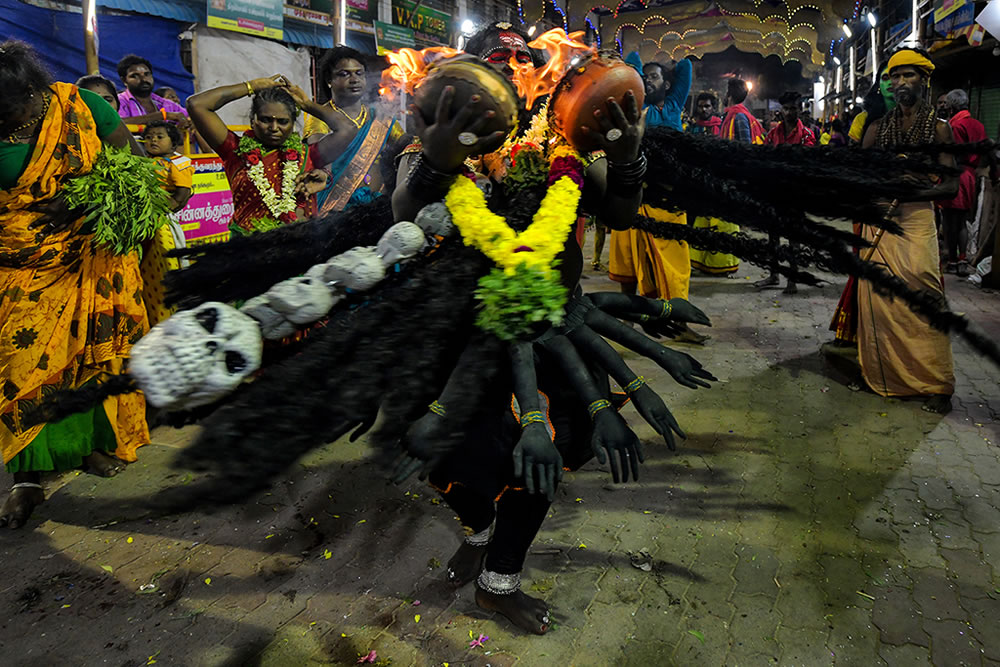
top-left (187, 75), bottom-right (330, 234)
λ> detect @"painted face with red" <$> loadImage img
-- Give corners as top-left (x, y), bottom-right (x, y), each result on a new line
top-left (481, 30), bottom-right (532, 79)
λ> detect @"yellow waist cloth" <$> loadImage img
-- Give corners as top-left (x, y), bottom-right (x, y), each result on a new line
top-left (1, 82), bottom-right (149, 464)
top-left (608, 206), bottom-right (690, 300)
top-left (857, 202), bottom-right (954, 397)
top-left (689, 217), bottom-right (740, 274)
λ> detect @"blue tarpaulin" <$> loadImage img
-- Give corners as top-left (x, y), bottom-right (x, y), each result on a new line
top-left (0, 0), bottom-right (194, 102)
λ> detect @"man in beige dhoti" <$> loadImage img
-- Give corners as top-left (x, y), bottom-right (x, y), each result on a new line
top-left (860, 48), bottom-right (958, 414)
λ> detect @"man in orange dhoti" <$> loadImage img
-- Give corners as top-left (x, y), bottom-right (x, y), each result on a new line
top-left (858, 48), bottom-right (957, 414)
top-left (1, 41), bottom-right (150, 528)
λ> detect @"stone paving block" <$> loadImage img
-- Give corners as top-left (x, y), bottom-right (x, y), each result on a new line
top-left (726, 593), bottom-right (781, 662)
top-left (940, 548), bottom-right (997, 601)
top-left (774, 577), bottom-right (834, 631)
top-left (826, 604), bottom-right (882, 666)
top-left (910, 566), bottom-right (967, 622)
top-left (885, 487), bottom-right (928, 527)
top-left (871, 585), bottom-right (929, 647)
top-left (930, 519), bottom-right (980, 553)
top-left (877, 642), bottom-right (932, 665)
top-left (958, 596), bottom-right (1000, 661)
top-left (957, 496), bottom-right (1000, 535)
top-left (731, 545), bottom-right (780, 599)
top-left (896, 527), bottom-right (947, 569)
top-left (967, 455), bottom-right (1000, 486)
top-left (915, 477), bottom-right (957, 511)
top-left (776, 626), bottom-right (832, 664)
top-left (621, 639), bottom-right (674, 666)
top-left (670, 613), bottom-right (731, 666)
top-left (925, 618), bottom-right (984, 667)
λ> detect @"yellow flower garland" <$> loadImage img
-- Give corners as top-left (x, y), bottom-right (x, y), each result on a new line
top-left (445, 147), bottom-right (583, 276)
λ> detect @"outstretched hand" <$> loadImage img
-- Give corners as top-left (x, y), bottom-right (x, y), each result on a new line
top-left (667, 298), bottom-right (712, 327)
top-left (650, 345), bottom-right (717, 389)
top-left (390, 413), bottom-right (441, 484)
top-left (295, 169), bottom-right (328, 197)
top-left (591, 409), bottom-right (644, 483)
top-left (629, 384), bottom-right (685, 450)
top-left (512, 423), bottom-right (563, 501)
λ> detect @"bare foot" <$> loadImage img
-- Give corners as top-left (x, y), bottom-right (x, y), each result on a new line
top-left (83, 451), bottom-right (124, 478)
top-left (446, 541), bottom-right (487, 587)
top-left (782, 282), bottom-right (798, 294)
top-left (475, 587), bottom-right (551, 634)
top-left (754, 275), bottom-right (780, 289)
top-left (922, 394), bottom-right (952, 414)
top-left (0, 485), bottom-right (45, 529)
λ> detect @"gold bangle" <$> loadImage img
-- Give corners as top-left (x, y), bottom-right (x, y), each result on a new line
top-left (245, 81), bottom-right (254, 97)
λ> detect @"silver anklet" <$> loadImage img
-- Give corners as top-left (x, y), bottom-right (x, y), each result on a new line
top-left (477, 570), bottom-right (521, 595)
top-left (11, 482), bottom-right (43, 491)
top-left (465, 526), bottom-right (492, 546)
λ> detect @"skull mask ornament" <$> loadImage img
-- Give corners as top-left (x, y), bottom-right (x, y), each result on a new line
top-left (265, 275), bottom-right (335, 325)
top-left (129, 302), bottom-right (263, 410)
top-left (376, 222), bottom-right (426, 267)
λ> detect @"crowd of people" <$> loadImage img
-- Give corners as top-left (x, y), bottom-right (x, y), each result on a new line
top-left (0, 27), bottom-right (996, 639)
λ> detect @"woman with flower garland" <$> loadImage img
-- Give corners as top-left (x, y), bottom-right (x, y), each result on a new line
top-left (186, 75), bottom-right (330, 235)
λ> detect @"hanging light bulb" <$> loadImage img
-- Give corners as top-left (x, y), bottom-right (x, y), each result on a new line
top-left (528, 25), bottom-right (536, 37)
top-left (461, 19), bottom-right (475, 35)
top-left (842, 24), bottom-right (853, 38)
top-left (867, 12), bottom-right (877, 27)
top-left (833, 55), bottom-right (842, 65)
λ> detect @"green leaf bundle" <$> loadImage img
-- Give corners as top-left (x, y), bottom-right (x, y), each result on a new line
top-left (474, 264), bottom-right (567, 341)
top-left (62, 145), bottom-right (173, 255)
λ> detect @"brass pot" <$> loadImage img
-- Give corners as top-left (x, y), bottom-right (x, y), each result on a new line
top-left (548, 51), bottom-right (645, 153)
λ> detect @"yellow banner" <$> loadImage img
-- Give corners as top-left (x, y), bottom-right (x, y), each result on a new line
top-left (206, 15), bottom-right (283, 40)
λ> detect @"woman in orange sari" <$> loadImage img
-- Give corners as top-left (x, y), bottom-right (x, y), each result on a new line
top-left (0, 41), bottom-right (150, 528)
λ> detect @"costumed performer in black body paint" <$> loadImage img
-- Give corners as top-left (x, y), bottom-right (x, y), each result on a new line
top-left (388, 23), bottom-right (716, 634)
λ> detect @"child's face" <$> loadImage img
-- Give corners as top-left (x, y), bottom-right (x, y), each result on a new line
top-left (144, 127), bottom-right (174, 156)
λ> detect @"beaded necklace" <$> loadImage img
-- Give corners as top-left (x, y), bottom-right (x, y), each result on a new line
top-left (5, 93), bottom-right (52, 143)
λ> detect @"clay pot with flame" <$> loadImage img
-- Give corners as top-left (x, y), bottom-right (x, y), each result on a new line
top-left (413, 55), bottom-right (520, 154)
top-left (548, 51), bottom-right (645, 154)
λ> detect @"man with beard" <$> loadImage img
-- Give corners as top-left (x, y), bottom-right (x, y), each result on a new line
top-left (859, 48), bottom-right (958, 414)
top-left (116, 55), bottom-right (192, 132)
top-left (756, 91), bottom-right (815, 293)
top-left (688, 92), bottom-right (721, 136)
top-left (608, 57), bottom-right (707, 342)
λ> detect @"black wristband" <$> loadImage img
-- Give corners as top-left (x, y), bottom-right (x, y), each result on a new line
top-left (607, 152), bottom-right (647, 195)
top-left (405, 153), bottom-right (459, 201)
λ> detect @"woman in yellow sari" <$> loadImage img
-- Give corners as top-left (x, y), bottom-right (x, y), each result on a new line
top-left (0, 41), bottom-right (150, 528)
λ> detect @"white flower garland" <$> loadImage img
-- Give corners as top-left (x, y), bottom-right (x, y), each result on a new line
top-left (246, 156), bottom-right (301, 219)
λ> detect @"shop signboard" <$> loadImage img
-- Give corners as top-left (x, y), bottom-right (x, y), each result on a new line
top-left (374, 19), bottom-right (416, 54)
top-left (178, 156), bottom-right (234, 246)
top-left (206, 0), bottom-right (284, 40)
top-left (391, 0), bottom-right (450, 45)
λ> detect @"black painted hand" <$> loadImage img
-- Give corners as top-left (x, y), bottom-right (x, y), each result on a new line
top-left (581, 91), bottom-right (646, 164)
top-left (411, 86), bottom-right (505, 172)
top-left (630, 384), bottom-right (685, 450)
top-left (591, 409), bottom-right (644, 483)
top-left (391, 412), bottom-right (442, 484)
top-left (512, 423), bottom-right (563, 501)
top-left (649, 345), bottom-right (717, 389)
top-left (667, 299), bottom-right (712, 326)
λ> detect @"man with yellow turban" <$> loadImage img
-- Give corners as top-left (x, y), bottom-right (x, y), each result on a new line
top-left (858, 48), bottom-right (958, 414)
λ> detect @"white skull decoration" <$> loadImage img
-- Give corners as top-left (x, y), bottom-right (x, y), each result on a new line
top-left (414, 203), bottom-right (454, 240)
top-left (264, 275), bottom-right (335, 325)
top-left (376, 222), bottom-right (426, 267)
top-left (129, 302), bottom-right (263, 410)
top-left (319, 247), bottom-right (386, 291)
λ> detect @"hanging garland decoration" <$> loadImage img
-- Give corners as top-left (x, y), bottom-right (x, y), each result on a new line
top-left (446, 144), bottom-right (585, 341)
top-left (237, 132), bottom-right (306, 224)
